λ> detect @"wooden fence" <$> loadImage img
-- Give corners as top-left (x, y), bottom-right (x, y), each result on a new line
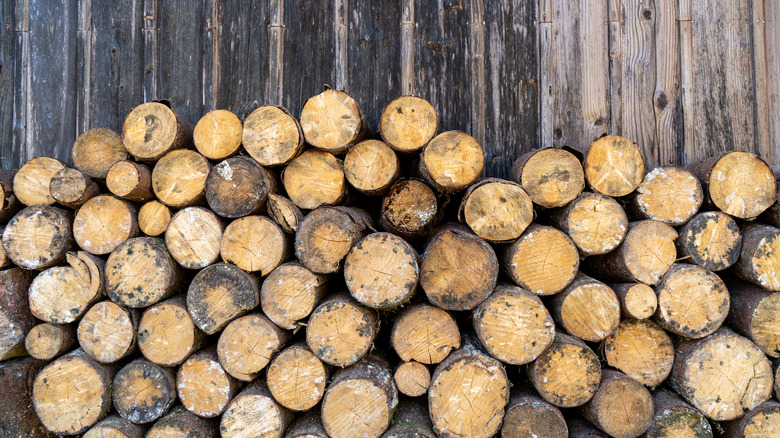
top-left (1, 0), bottom-right (778, 178)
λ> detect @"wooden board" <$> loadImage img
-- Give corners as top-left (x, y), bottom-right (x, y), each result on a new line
top-left (0, 0), bottom-right (17, 168)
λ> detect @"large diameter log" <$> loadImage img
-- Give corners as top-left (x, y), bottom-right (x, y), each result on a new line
top-left (583, 135), bottom-right (645, 197)
top-left (503, 224), bottom-right (579, 295)
top-left (206, 156), bottom-right (276, 218)
top-left (603, 319), bottom-right (674, 388)
top-left (77, 301), bottom-right (138, 364)
top-left (321, 355), bottom-right (398, 438)
top-left (112, 359), bottom-right (176, 424)
top-left (382, 399), bottom-right (436, 438)
top-left (243, 106), bottom-right (303, 166)
top-left (579, 370), bottom-right (654, 438)
top-left (193, 109), bottom-right (243, 160)
top-left (611, 283), bottom-right (657, 319)
top-left (721, 400), bottom-right (780, 437)
top-left (285, 410), bottom-right (328, 438)
top-left (152, 149), bottom-right (211, 208)
top-left (501, 389), bottom-right (568, 438)
top-left (106, 160), bottom-right (154, 202)
top-left (654, 263), bottom-right (729, 338)
top-left (295, 206), bottom-right (373, 274)
top-left (509, 147), bottom-right (585, 208)
top-left (282, 150), bottom-right (347, 210)
top-left (221, 215), bottom-right (290, 274)
top-left (49, 167), bottom-right (100, 208)
top-left (670, 328), bottom-right (773, 421)
top-left (2, 205), bottom-right (72, 269)
top-left (550, 275), bottom-right (621, 342)
top-left (0, 358), bottom-right (56, 438)
top-left (146, 406), bottom-right (218, 438)
top-left (165, 207), bottom-right (224, 269)
top-left (83, 415), bottom-right (148, 438)
top-left (473, 284), bottom-right (555, 365)
top-left (458, 178), bottom-right (533, 243)
top-left (220, 380), bottom-right (292, 438)
top-left (137, 200), bottom-right (171, 237)
top-left (734, 224), bottom-right (780, 291)
top-left (267, 343), bottom-right (329, 412)
top-left (630, 166), bottom-right (702, 225)
top-left (552, 191), bottom-right (628, 255)
top-left (0, 268), bottom-right (35, 361)
top-left (528, 333), bottom-right (601, 408)
top-left (176, 348), bottom-right (240, 418)
top-left (74, 195), bottom-right (139, 255)
top-left (300, 88), bottom-right (367, 154)
top-left (379, 95), bottom-right (438, 153)
top-left (25, 323), bottom-right (77, 361)
top-left (677, 211), bottom-right (741, 271)
top-left (725, 278), bottom-right (780, 358)
top-left (266, 193), bottom-right (303, 233)
top-left (13, 156), bottom-right (66, 206)
top-left (217, 313), bottom-right (290, 381)
top-left (391, 303), bottom-right (460, 365)
top-left (393, 361), bottom-right (430, 397)
top-left (379, 178), bottom-right (439, 241)
top-left (106, 237), bottom-right (181, 308)
top-left (419, 131), bottom-right (484, 193)
top-left (122, 102), bottom-right (192, 162)
top-left (343, 140), bottom-right (400, 195)
top-left (420, 224), bottom-right (498, 310)
top-left (187, 263), bottom-right (260, 335)
top-left (429, 334), bottom-right (509, 438)
top-left (261, 262), bottom-right (328, 330)
top-left (138, 297), bottom-right (205, 367)
top-left (71, 128), bottom-right (128, 179)
top-left (689, 151), bottom-right (775, 219)
top-left (306, 294), bottom-right (378, 367)
top-left (643, 389), bottom-right (713, 438)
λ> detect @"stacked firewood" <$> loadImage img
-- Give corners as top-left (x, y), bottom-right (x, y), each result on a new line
top-left (1, 89), bottom-right (779, 438)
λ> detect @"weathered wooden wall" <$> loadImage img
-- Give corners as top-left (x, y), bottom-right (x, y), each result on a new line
top-left (1, 0), bottom-right (778, 177)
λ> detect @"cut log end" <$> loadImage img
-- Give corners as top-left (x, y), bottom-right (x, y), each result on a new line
top-left (391, 304), bottom-right (461, 365)
top-left (106, 237), bottom-right (179, 308)
top-left (261, 262), bottom-right (328, 330)
top-left (295, 207), bottom-right (372, 274)
top-left (613, 283), bottom-right (657, 320)
top-left (106, 160), bottom-right (154, 202)
top-left (193, 109), bottom-right (243, 160)
top-left (206, 156), bottom-right (275, 218)
top-left (734, 224), bottom-right (780, 291)
top-left (14, 156), bottom-right (66, 206)
top-left (460, 179), bottom-right (533, 242)
top-left (243, 106), bottom-right (303, 166)
top-left (394, 361), bottom-right (431, 397)
top-left (152, 149), bottom-right (210, 208)
top-left (220, 381), bottom-right (291, 438)
top-left (300, 89), bottom-right (366, 154)
top-left (138, 298), bottom-right (203, 367)
top-left (501, 391), bottom-right (568, 438)
top-left (604, 319), bottom-right (674, 388)
top-left (72, 128), bottom-right (128, 179)
top-left (655, 264), bottom-right (729, 339)
top-left (165, 207), bottom-right (224, 270)
top-left (306, 295), bottom-right (378, 367)
top-left (551, 277), bottom-right (621, 342)
top-left (112, 359), bottom-right (176, 424)
top-left (138, 200), bottom-right (171, 237)
top-left (380, 178), bottom-right (439, 241)
top-left (176, 348), bottom-right (240, 418)
top-left (677, 211), bottom-right (741, 271)
top-left (584, 135), bottom-right (645, 197)
top-left (25, 323), bottom-right (77, 361)
top-left (343, 139), bottom-right (400, 195)
top-left (221, 215), bottom-right (289, 275)
top-left (74, 195), bottom-right (139, 255)
top-left (633, 166), bottom-right (702, 225)
top-left (529, 333), bottom-right (601, 408)
top-left (379, 95), bottom-right (438, 153)
top-left (77, 301), bottom-right (137, 364)
top-left (217, 313), bottom-right (289, 382)
top-left (50, 167), bottom-right (100, 208)
top-left (510, 148), bottom-right (585, 208)
top-left (420, 131), bottom-right (484, 193)
top-left (706, 151), bottom-right (776, 219)
top-left (581, 370), bottom-right (654, 438)
top-left (187, 263), bottom-right (259, 335)
top-left (123, 102), bottom-right (191, 162)
top-left (555, 192), bottom-right (628, 255)
top-left (504, 225), bottom-right (579, 296)
top-left (267, 344), bottom-right (328, 412)
top-left (283, 150), bottom-right (346, 210)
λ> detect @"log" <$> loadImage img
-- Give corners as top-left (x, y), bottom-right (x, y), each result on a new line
top-left (458, 178), bottom-right (534, 243)
top-left (0, 233), bottom-right (8, 269)
top-left (343, 139), bottom-right (400, 196)
top-left (654, 263), bottom-right (729, 338)
top-left (509, 147), bottom-right (585, 208)
top-left (603, 319), bottom-right (674, 388)
top-left (137, 296), bottom-right (206, 367)
top-left (105, 237), bottom-right (181, 308)
top-left (266, 193), bottom-right (303, 233)
top-left (344, 232), bottom-right (419, 309)
top-left (379, 95), bottom-right (438, 153)
top-left (583, 135), bottom-right (645, 197)
top-left (220, 380), bottom-right (292, 438)
top-left (77, 300), bottom-right (138, 364)
top-left (122, 102), bottom-right (193, 162)
top-left (721, 400), bottom-right (780, 437)
top-left (137, 200), bottom-right (171, 237)
top-left (220, 215), bottom-right (291, 274)
top-left (528, 333), bottom-right (601, 408)
top-left (500, 388), bottom-right (568, 438)
top-left (0, 268), bottom-right (35, 361)
top-left (382, 399), bottom-right (436, 438)
top-left (176, 347), bottom-right (240, 418)
top-left (266, 343), bottom-right (329, 412)
top-left (630, 166), bottom-right (702, 225)
top-left (393, 361), bottom-right (430, 397)
top-left (670, 328), bottom-right (773, 421)
top-left (391, 303), bottom-right (461, 365)
top-left (294, 206), bottom-right (373, 274)
top-left (260, 262), bottom-right (329, 330)
top-left (733, 224), bottom-right (780, 291)
top-left (205, 156), bottom-right (276, 218)
top-left (549, 275), bottom-right (621, 342)
top-left (0, 169), bottom-right (21, 223)
top-left (72, 128), bottom-right (128, 179)
top-left (300, 89), bottom-right (367, 154)
top-left (186, 263), bottom-right (260, 335)
top-left (419, 131), bottom-right (484, 193)
top-left (285, 410), bottom-right (328, 438)
top-left (552, 191), bottom-right (628, 255)
top-left (83, 415), bottom-right (148, 438)
top-left (165, 207), bottom-right (224, 269)
top-left (503, 224), bottom-right (580, 295)
top-left (611, 283), bottom-right (657, 320)
top-left (112, 358), bottom-right (176, 424)
top-left (106, 160), bottom-right (154, 202)
top-left (579, 370), bottom-right (654, 438)
top-left (74, 194), bottom-right (139, 255)
top-left (567, 418), bottom-right (608, 438)
top-left (13, 156), bottom-right (66, 206)
top-left (152, 149), bottom-right (211, 208)
top-left (282, 150), bottom-right (347, 210)
top-left (677, 211), bottom-right (741, 271)
top-left (0, 358), bottom-right (57, 438)
top-left (306, 293), bottom-right (378, 367)
top-left (419, 224), bottom-right (499, 311)
top-left (25, 323), bottom-right (77, 361)
top-left (642, 389), bottom-right (713, 438)
top-left (725, 278), bottom-right (780, 358)
top-left (320, 355), bottom-right (398, 438)
top-left (2, 205), bottom-right (73, 270)
top-left (217, 313), bottom-right (290, 381)
top-left (146, 406), bottom-right (218, 438)
top-left (49, 167), bottom-right (100, 208)
top-left (379, 178), bottom-right (439, 241)
top-left (243, 106), bottom-right (303, 166)
top-left (472, 284), bottom-right (555, 365)
top-left (193, 109), bottom-right (243, 160)
top-left (28, 252), bottom-right (102, 323)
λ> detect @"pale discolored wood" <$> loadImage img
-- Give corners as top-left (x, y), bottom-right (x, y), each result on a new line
top-left (300, 89), bottom-right (367, 154)
top-left (579, 370), bottom-right (654, 438)
top-left (733, 224), bottom-right (780, 291)
top-left (221, 215), bottom-right (290, 275)
top-left (509, 148), bottom-right (585, 208)
top-left (106, 237), bottom-right (180, 308)
top-left (146, 406), bottom-right (218, 438)
top-left (382, 399), bottom-right (436, 438)
top-left (77, 301), bottom-right (138, 364)
top-left (72, 128), bottom-right (129, 180)
top-left (152, 149), bottom-right (211, 208)
top-left (343, 140), bottom-right (400, 196)
top-left (220, 380), bottom-right (292, 438)
top-left (28, 252), bottom-right (103, 324)
top-left (25, 323), bottom-right (77, 361)
top-left (379, 96), bottom-right (438, 153)
top-left (721, 400), bottom-right (780, 438)
top-left (550, 276), bottom-right (620, 342)
top-left (193, 110), bottom-right (243, 160)
top-left (459, 179), bottom-right (533, 243)
top-left (0, 268), bottom-right (35, 361)
top-left (137, 201), bottom-right (171, 237)
top-left (603, 319), bottom-right (674, 388)
top-left (285, 410), bottom-right (328, 438)
top-left (49, 167), bottom-right (100, 209)
top-left (165, 207), bottom-right (224, 269)
top-left (106, 160), bottom-right (154, 202)
top-left (138, 297), bottom-right (205, 368)
top-left (243, 106), bottom-right (304, 167)
top-left (112, 359), bottom-right (176, 424)
top-left (13, 157), bottom-right (67, 206)
top-left (677, 211), bottom-right (741, 271)
top-left (205, 156), bottom-right (276, 218)
top-left (631, 167), bottom-right (702, 225)
top-left (473, 284), bottom-right (555, 365)
top-left (74, 195), bottom-right (139, 255)
top-left (583, 135), bottom-right (645, 197)
top-left (122, 102), bottom-right (193, 162)
top-left (260, 262), bottom-right (329, 330)
top-left (306, 294), bottom-right (378, 367)
top-left (501, 389), bottom-right (568, 438)
top-left (186, 263), bottom-right (260, 335)
top-left (611, 283), bottom-right (657, 320)
top-left (528, 333), bottom-right (602, 408)
top-left (295, 206), bottom-right (373, 274)
top-left (552, 192), bottom-right (628, 255)
top-left (394, 361), bottom-right (430, 397)
top-left (2, 205), bottom-right (72, 270)
top-left (725, 278), bottom-right (780, 358)
top-left (419, 131), bottom-right (485, 193)
top-left (391, 303), bottom-right (460, 365)
top-left (83, 415), bottom-right (148, 438)
top-left (217, 313), bottom-right (290, 382)
top-left (177, 348), bottom-right (240, 418)
top-left (503, 224), bottom-right (579, 295)
top-left (266, 194), bottom-right (304, 234)
top-left (266, 343), bottom-right (329, 412)
top-left (282, 150), bottom-right (347, 210)
top-left (643, 389), bottom-right (713, 438)
top-left (670, 328), bottom-right (773, 421)
top-left (379, 178), bottom-right (439, 241)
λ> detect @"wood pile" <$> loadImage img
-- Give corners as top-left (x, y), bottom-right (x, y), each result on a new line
top-left (0, 90), bottom-right (779, 438)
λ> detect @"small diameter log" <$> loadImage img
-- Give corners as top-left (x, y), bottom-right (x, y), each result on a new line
top-left (187, 263), bottom-right (260, 335)
top-left (243, 106), bottom-right (303, 166)
top-left (282, 150), bottom-right (347, 210)
top-left (13, 156), bottom-right (66, 206)
top-left (122, 102), bottom-right (192, 162)
top-left (583, 135), bottom-right (645, 197)
top-left (379, 95), bottom-right (438, 153)
top-left (603, 319), bottom-right (674, 388)
top-left (112, 359), bottom-right (176, 424)
top-left (146, 406), bottom-right (218, 438)
top-left (321, 355), bottom-right (399, 438)
top-left (72, 128), bottom-right (128, 179)
top-left (220, 380), bottom-right (292, 438)
top-left (391, 303), bottom-right (461, 365)
top-left (193, 109), bottom-right (243, 160)
top-left (285, 410), bottom-right (328, 438)
top-left (217, 313), bottom-right (290, 382)
top-left (643, 389), bottom-right (713, 438)
top-left (295, 206), bottom-right (373, 274)
top-left (0, 358), bottom-right (55, 438)
top-left (734, 224), bottom-right (780, 291)
top-left (266, 193), bottom-right (303, 233)
top-left (0, 169), bottom-right (21, 223)
top-left (343, 140), bottom-right (400, 195)
top-left (473, 284), bottom-right (555, 365)
top-left (138, 297), bottom-right (205, 367)
top-left (300, 88), bottom-right (367, 154)
top-left (420, 224), bottom-right (499, 311)
top-left (0, 268), bottom-right (35, 361)
top-left (138, 200), bottom-right (171, 237)
top-left (74, 195), bottom-right (139, 255)
top-left (106, 160), bottom-right (154, 202)
top-left (725, 278), bottom-right (780, 358)
top-left (177, 348), bottom-right (240, 418)
top-left (344, 232), bottom-right (419, 309)
top-left (382, 399), bottom-right (436, 438)
top-left (25, 323), bottom-right (77, 361)
top-left (206, 156), bottom-right (276, 218)
top-left (509, 147), bottom-right (585, 208)
top-left (419, 131), bottom-right (485, 193)
top-left (429, 334), bottom-right (509, 438)
top-left (503, 224), bottom-right (579, 296)
top-left (152, 149), bottom-right (211, 208)
top-left (83, 415), bottom-right (148, 438)
top-left (106, 237), bottom-right (181, 308)
top-left (306, 294), bottom-right (378, 367)
top-left (611, 283), bottom-right (657, 320)
top-left (677, 211), bottom-right (741, 271)
top-left (28, 252), bottom-right (103, 323)
top-left (528, 333), bottom-right (601, 408)
top-left (689, 151), bottom-right (775, 219)
top-left (32, 349), bottom-right (117, 435)
top-left (394, 361), bottom-right (430, 397)
top-left (261, 262), bottom-right (328, 330)
top-left (584, 220), bottom-right (678, 285)
top-left (630, 166), bottom-right (702, 225)
top-left (721, 400), bottom-right (780, 437)
top-left (458, 178), bottom-right (534, 243)
top-left (165, 207), bottom-right (224, 269)
top-left (654, 263), bottom-right (729, 338)
top-left (266, 343), bottom-right (329, 412)
top-left (221, 215), bottom-right (290, 274)
top-left (552, 192), bottom-right (628, 255)
top-left (501, 388), bottom-right (568, 438)
top-left (77, 301), bottom-right (138, 364)
top-left (49, 167), bottom-right (100, 208)
top-left (550, 275), bottom-right (621, 342)
top-left (579, 370), bottom-right (654, 438)
top-left (379, 178), bottom-right (439, 241)
top-left (2, 205), bottom-right (72, 269)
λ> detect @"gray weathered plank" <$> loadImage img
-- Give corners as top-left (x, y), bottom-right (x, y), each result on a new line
top-left (678, 0), bottom-right (695, 165)
top-left (653, 0), bottom-right (681, 165)
top-left (0, 0), bottom-right (17, 167)
top-left (401, 0), bottom-right (414, 96)
top-left (754, 0), bottom-right (780, 164)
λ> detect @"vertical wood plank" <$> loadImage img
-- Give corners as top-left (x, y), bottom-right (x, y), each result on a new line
top-left (143, 0), bottom-right (158, 102)
top-left (539, 18), bottom-right (553, 149)
top-left (76, 0), bottom-right (92, 133)
top-left (9, 0), bottom-right (29, 167)
top-left (0, 0), bottom-right (18, 167)
top-left (268, 0), bottom-right (284, 106)
top-left (401, 0), bottom-right (415, 96)
top-left (608, 0), bottom-right (622, 136)
top-left (469, 0), bottom-right (485, 150)
top-left (653, 0), bottom-right (681, 165)
top-left (753, 0), bottom-right (779, 164)
top-left (678, 0), bottom-right (695, 164)
top-left (333, 0), bottom-right (348, 92)
top-left (579, 0), bottom-right (610, 146)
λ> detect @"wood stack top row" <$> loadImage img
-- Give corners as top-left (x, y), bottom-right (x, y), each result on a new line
top-left (0, 89), bottom-right (778, 438)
